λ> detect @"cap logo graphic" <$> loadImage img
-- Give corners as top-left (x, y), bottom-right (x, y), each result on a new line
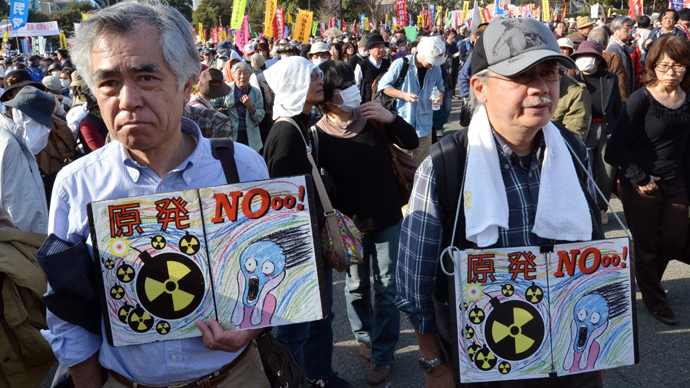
top-left (5, 75), bottom-right (17, 85)
top-left (492, 19), bottom-right (548, 60)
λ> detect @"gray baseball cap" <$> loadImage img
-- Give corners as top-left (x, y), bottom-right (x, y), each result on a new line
top-left (471, 17), bottom-right (575, 77)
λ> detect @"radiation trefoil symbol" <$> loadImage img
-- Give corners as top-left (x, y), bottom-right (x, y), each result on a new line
top-left (135, 250), bottom-right (205, 320)
top-left (485, 299), bottom-right (545, 362)
top-left (128, 305), bottom-right (154, 333)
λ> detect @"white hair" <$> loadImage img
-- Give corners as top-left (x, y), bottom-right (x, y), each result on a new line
top-left (69, 0), bottom-right (200, 91)
top-left (469, 69), bottom-right (491, 115)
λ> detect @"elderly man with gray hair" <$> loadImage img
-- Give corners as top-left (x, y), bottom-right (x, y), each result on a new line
top-left (607, 16), bottom-right (636, 98)
top-left (41, 1), bottom-right (270, 387)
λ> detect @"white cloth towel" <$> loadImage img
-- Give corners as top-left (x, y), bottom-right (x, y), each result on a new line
top-left (463, 105), bottom-right (592, 247)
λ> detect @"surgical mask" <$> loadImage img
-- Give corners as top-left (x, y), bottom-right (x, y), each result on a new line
top-left (333, 85), bottom-right (360, 112)
top-left (398, 46), bottom-right (407, 52)
top-left (60, 79), bottom-right (70, 88)
top-left (14, 110), bottom-right (51, 155)
top-left (360, 49), bottom-right (369, 57)
top-left (575, 56), bottom-right (597, 72)
top-left (52, 71), bottom-right (60, 77)
top-left (312, 58), bottom-right (328, 65)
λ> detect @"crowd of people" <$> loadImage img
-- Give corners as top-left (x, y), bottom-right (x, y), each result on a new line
top-left (2, 1), bottom-right (690, 388)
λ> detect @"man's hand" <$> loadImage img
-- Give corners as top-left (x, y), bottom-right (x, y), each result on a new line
top-left (644, 38), bottom-right (653, 50)
top-left (424, 362), bottom-right (455, 388)
top-left (638, 175), bottom-right (660, 195)
top-left (430, 92), bottom-right (444, 105)
top-left (197, 318), bottom-right (262, 353)
top-left (403, 92), bottom-right (420, 103)
top-left (240, 94), bottom-right (255, 113)
top-left (361, 101), bottom-right (396, 123)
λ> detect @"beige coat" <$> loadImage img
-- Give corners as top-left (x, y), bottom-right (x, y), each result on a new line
top-left (552, 74), bottom-right (592, 141)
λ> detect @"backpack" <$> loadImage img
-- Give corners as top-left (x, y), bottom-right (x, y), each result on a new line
top-left (372, 57), bottom-right (409, 111)
top-left (428, 124), bottom-right (603, 383)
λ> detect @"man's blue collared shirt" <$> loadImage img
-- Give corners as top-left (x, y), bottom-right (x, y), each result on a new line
top-left (42, 118), bottom-right (269, 385)
top-left (377, 53), bottom-right (445, 138)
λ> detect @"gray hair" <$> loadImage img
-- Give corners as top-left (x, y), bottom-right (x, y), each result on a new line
top-left (231, 61), bottom-right (251, 76)
top-left (469, 69), bottom-right (491, 115)
top-left (587, 27), bottom-right (609, 47)
top-left (69, 0), bottom-right (200, 91)
top-left (611, 16), bottom-right (634, 31)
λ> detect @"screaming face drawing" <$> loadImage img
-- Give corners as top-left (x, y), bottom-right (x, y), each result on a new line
top-left (563, 294), bottom-right (609, 371)
top-left (231, 226), bottom-right (312, 328)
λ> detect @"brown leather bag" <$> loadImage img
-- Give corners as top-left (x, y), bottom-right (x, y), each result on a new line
top-left (373, 121), bottom-right (419, 202)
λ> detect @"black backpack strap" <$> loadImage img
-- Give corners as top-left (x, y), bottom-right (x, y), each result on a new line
top-left (210, 138), bottom-right (240, 184)
top-left (394, 57), bottom-right (409, 89)
top-left (429, 129), bottom-right (470, 385)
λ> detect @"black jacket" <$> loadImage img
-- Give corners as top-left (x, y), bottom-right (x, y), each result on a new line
top-left (574, 69), bottom-right (624, 134)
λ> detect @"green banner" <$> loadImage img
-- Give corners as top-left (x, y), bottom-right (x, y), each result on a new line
top-left (312, 21), bottom-right (319, 36)
top-left (230, 0), bottom-right (247, 29)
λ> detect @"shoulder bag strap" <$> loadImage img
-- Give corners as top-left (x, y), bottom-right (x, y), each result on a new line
top-left (275, 118), bottom-right (350, 271)
top-left (210, 138), bottom-right (241, 184)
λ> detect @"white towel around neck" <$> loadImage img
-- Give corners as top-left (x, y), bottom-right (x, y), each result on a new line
top-left (463, 105), bottom-right (592, 247)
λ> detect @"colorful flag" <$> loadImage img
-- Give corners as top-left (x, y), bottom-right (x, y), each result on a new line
top-left (236, 16), bottom-right (249, 48)
top-left (198, 23), bottom-right (204, 43)
top-left (462, 1), bottom-right (469, 22)
top-left (231, 0), bottom-right (247, 29)
top-left (542, 0), bottom-right (550, 20)
top-left (396, 0), bottom-right (407, 27)
top-left (9, 0), bottom-right (29, 29)
top-left (275, 8), bottom-right (285, 40)
top-left (294, 10), bottom-right (313, 44)
top-left (264, 0), bottom-right (277, 38)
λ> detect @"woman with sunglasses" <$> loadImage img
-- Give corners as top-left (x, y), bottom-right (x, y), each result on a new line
top-left (313, 60), bottom-right (417, 386)
top-left (607, 35), bottom-right (690, 326)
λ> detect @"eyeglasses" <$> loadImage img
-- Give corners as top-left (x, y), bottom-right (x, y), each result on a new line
top-left (487, 68), bottom-right (565, 85)
top-left (335, 80), bottom-right (354, 90)
top-left (655, 63), bottom-right (687, 73)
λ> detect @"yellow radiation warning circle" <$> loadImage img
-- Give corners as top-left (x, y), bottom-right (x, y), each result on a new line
top-left (135, 252), bottom-right (205, 320)
top-left (469, 306), bottom-right (485, 324)
top-left (498, 361), bottom-right (511, 374)
top-left (116, 264), bottom-right (135, 283)
top-left (474, 346), bottom-right (497, 371)
top-left (128, 306), bottom-right (154, 333)
top-left (179, 233), bottom-right (201, 255)
top-left (156, 321), bottom-right (171, 335)
top-left (110, 285), bottom-right (125, 300)
top-left (467, 343), bottom-right (482, 362)
top-left (501, 284), bottom-right (514, 297)
top-left (104, 259), bottom-right (115, 270)
top-left (118, 304), bottom-right (134, 323)
top-left (464, 325), bottom-right (474, 340)
top-left (151, 235), bottom-right (167, 250)
top-left (485, 300), bottom-right (545, 361)
top-left (525, 283), bottom-right (544, 304)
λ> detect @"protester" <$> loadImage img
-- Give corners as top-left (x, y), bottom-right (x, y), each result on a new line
top-left (558, 37), bottom-right (574, 56)
top-left (348, 35), bottom-right (369, 72)
top-left (0, 86), bottom-right (51, 233)
top-left (42, 3), bottom-right (271, 387)
top-left (263, 56), bottom-right (352, 388)
top-left (397, 17), bottom-right (603, 388)
top-left (379, 36), bottom-right (445, 164)
top-left (587, 27), bottom-right (630, 102)
top-left (41, 75), bottom-right (71, 116)
top-left (445, 30), bottom-right (460, 98)
top-left (355, 33), bottom-right (390, 103)
top-left (329, 42), bottom-right (343, 61)
top-left (551, 72), bottom-right (592, 141)
top-left (568, 16), bottom-right (595, 44)
top-left (57, 48), bottom-right (73, 69)
top-left (26, 55), bottom-right (45, 83)
top-left (571, 41), bottom-right (623, 224)
top-left (342, 41), bottom-right (356, 62)
top-left (309, 42), bottom-right (332, 65)
top-left (315, 60), bottom-right (418, 386)
top-left (645, 9), bottom-right (687, 50)
top-left (212, 61), bottom-right (265, 152)
top-left (607, 16), bottom-right (636, 94)
top-left (606, 35), bottom-right (690, 326)
top-left (555, 20), bottom-right (568, 39)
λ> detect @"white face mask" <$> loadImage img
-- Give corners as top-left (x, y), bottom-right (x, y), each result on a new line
top-left (14, 110), bottom-right (51, 155)
top-left (575, 56), bottom-right (597, 72)
top-left (52, 71), bottom-right (60, 77)
top-left (333, 85), bottom-right (360, 112)
top-left (60, 79), bottom-right (70, 88)
top-left (312, 58), bottom-right (328, 65)
top-left (398, 46), bottom-right (407, 52)
top-left (360, 49), bottom-right (370, 57)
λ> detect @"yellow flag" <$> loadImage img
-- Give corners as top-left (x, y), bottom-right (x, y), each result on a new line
top-left (220, 29), bottom-right (227, 41)
top-left (364, 16), bottom-right (369, 29)
top-left (264, 0), bottom-right (277, 38)
top-left (462, 1), bottom-right (469, 21)
top-left (288, 11), bottom-right (293, 25)
top-left (542, 0), bottom-right (550, 21)
top-left (295, 10), bottom-right (313, 44)
top-left (417, 15), bottom-right (423, 28)
top-left (81, 13), bottom-right (92, 21)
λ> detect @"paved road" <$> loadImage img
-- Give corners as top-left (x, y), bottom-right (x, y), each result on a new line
top-left (333, 97), bottom-right (690, 387)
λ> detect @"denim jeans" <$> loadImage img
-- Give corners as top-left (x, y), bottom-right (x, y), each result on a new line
top-left (344, 220), bottom-right (401, 366)
top-left (276, 264), bottom-right (335, 380)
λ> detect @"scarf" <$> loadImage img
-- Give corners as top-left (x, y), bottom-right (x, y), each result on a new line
top-left (317, 107), bottom-right (367, 139)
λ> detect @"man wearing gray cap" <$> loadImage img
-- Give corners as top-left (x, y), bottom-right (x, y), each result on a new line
top-left (396, 18), bottom-right (603, 388)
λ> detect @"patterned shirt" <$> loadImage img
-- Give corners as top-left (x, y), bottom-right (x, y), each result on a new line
top-left (42, 118), bottom-right (269, 385)
top-left (395, 129), bottom-right (595, 334)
